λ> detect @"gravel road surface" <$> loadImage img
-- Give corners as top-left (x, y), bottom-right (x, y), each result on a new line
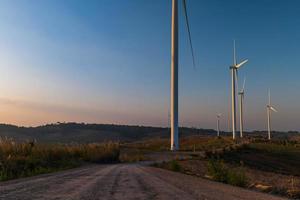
top-left (0, 164), bottom-right (286, 200)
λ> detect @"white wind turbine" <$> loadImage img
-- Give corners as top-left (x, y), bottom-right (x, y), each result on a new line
top-left (170, 0), bottom-right (195, 150)
top-left (267, 90), bottom-right (278, 140)
top-left (238, 78), bottom-right (246, 138)
top-left (216, 113), bottom-right (222, 137)
top-left (230, 40), bottom-right (248, 140)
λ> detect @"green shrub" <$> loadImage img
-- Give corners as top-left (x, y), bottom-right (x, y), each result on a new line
top-left (207, 159), bottom-right (228, 182)
top-left (207, 159), bottom-right (248, 187)
top-left (169, 160), bottom-right (181, 172)
top-left (227, 168), bottom-right (247, 187)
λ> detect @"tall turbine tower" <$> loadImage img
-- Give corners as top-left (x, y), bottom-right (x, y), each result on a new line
top-left (230, 40), bottom-right (248, 140)
top-left (170, 0), bottom-right (179, 150)
top-left (170, 0), bottom-right (195, 150)
top-left (267, 90), bottom-right (278, 140)
top-left (238, 78), bottom-right (246, 138)
top-left (217, 114), bottom-right (222, 137)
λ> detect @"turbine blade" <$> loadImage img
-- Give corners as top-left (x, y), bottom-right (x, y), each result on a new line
top-left (183, 0), bottom-right (196, 69)
top-left (235, 59), bottom-right (248, 68)
top-left (242, 78), bottom-right (246, 92)
top-left (233, 40), bottom-right (236, 66)
top-left (270, 106), bottom-right (278, 112)
top-left (268, 89), bottom-right (271, 105)
top-left (235, 69), bottom-right (239, 91)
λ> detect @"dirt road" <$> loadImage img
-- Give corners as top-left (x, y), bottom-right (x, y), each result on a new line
top-left (0, 164), bottom-right (286, 200)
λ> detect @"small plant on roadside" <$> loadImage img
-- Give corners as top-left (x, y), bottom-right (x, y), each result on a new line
top-left (169, 160), bottom-right (181, 172)
top-left (207, 159), bottom-right (248, 187)
top-left (207, 159), bottom-right (228, 182)
top-left (151, 160), bottom-right (181, 172)
top-left (227, 168), bottom-right (247, 187)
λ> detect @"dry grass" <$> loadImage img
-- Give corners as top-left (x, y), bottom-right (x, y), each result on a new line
top-left (123, 136), bottom-right (234, 152)
top-left (180, 136), bottom-right (234, 152)
top-left (222, 142), bottom-right (300, 176)
top-left (119, 148), bottom-right (146, 162)
top-left (153, 139), bottom-right (300, 199)
top-left (0, 137), bottom-right (120, 181)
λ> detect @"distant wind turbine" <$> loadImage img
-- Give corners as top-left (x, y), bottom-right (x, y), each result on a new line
top-left (238, 78), bottom-right (246, 138)
top-left (216, 113), bottom-right (222, 137)
top-left (170, 0), bottom-right (196, 151)
top-left (230, 40), bottom-right (248, 140)
top-left (267, 90), bottom-right (278, 140)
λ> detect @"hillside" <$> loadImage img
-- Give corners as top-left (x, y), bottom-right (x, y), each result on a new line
top-left (0, 123), bottom-right (215, 143)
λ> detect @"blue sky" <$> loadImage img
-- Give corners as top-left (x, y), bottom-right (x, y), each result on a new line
top-left (0, 0), bottom-right (299, 131)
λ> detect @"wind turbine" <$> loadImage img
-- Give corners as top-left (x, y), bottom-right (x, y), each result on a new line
top-left (230, 40), bottom-right (248, 140)
top-left (267, 90), bottom-right (278, 140)
top-left (238, 78), bottom-right (246, 138)
top-left (170, 0), bottom-right (195, 150)
top-left (216, 113), bottom-right (222, 137)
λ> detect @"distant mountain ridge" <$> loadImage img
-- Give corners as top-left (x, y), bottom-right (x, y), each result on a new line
top-left (0, 123), bottom-right (298, 143)
top-left (0, 123), bottom-right (215, 143)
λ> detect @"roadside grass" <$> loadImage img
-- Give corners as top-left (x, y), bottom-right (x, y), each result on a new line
top-left (216, 141), bottom-right (300, 198)
top-left (153, 140), bottom-right (300, 199)
top-left (207, 159), bottom-right (247, 187)
top-left (169, 160), bottom-right (181, 172)
top-left (122, 136), bottom-right (234, 152)
top-left (0, 138), bottom-right (120, 181)
top-left (153, 160), bottom-right (182, 172)
top-left (221, 142), bottom-right (300, 176)
top-left (121, 138), bottom-right (169, 152)
top-left (154, 158), bottom-right (247, 187)
top-left (180, 136), bottom-right (234, 152)
top-left (119, 148), bottom-right (146, 162)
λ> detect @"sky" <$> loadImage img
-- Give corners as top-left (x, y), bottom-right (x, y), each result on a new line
top-left (0, 0), bottom-right (299, 131)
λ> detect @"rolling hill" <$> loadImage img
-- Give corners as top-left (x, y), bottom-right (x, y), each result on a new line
top-left (0, 123), bottom-right (215, 143)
